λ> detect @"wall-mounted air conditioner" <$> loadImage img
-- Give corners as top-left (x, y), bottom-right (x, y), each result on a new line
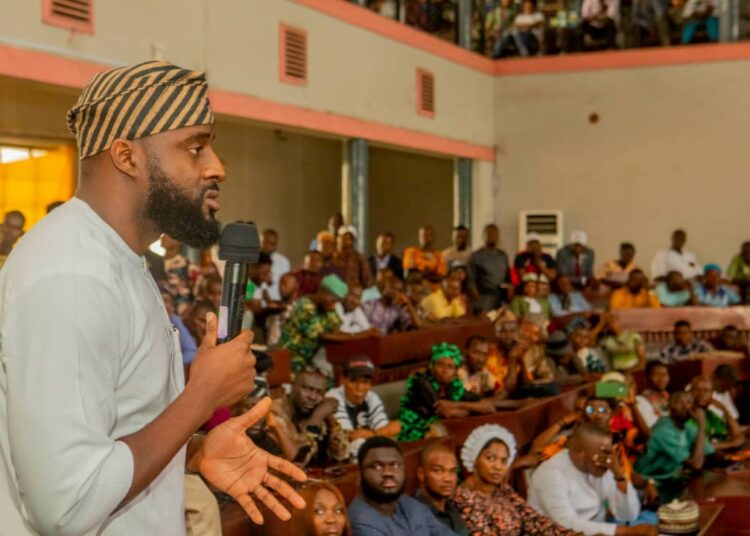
top-left (518, 210), bottom-right (564, 255)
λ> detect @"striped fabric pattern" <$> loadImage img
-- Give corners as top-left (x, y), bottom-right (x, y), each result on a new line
top-left (66, 61), bottom-right (214, 160)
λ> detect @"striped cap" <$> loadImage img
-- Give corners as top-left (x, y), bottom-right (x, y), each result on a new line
top-left (67, 61), bottom-right (214, 160)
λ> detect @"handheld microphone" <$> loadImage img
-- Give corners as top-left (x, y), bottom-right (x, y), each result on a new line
top-left (217, 222), bottom-right (260, 344)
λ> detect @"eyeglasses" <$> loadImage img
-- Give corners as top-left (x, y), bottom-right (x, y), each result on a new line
top-left (585, 405), bottom-right (609, 415)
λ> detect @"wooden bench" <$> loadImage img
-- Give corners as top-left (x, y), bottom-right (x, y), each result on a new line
top-left (323, 318), bottom-right (494, 382)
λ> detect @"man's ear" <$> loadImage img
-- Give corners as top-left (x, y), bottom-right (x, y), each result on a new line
top-left (109, 139), bottom-right (142, 179)
top-left (417, 467), bottom-right (424, 484)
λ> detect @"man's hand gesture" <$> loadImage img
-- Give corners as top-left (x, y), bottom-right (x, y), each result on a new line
top-left (199, 397), bottom-right (307, 524)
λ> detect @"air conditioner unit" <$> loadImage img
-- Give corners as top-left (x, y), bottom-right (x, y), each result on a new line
top-left (519, 210), bottom-right (564, 255)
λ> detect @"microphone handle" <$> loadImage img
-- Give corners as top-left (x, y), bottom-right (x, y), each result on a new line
top-left (217, 261), bottom-right (248, 344)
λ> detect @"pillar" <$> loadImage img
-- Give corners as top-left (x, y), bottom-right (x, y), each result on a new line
top-left (342, 139), bottom-right (369, 253)
top-left (454, 158), bottom-right (472, 228)
top-left (720, 0), bottom-right (740, 42)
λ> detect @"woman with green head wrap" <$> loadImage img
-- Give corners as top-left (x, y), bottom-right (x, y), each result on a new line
top-left (398, 343), bottom-right (496, 442)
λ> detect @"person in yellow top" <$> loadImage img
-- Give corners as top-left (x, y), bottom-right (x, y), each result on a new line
top-left (421, 277), bottom-right (467, 321)
top-left (609, 269), bottom-right (661, 310)
top-left (403, 225), bottom-right (447, 278)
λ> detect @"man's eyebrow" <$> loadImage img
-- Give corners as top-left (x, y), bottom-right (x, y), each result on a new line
top-left (180, 132), bottom-right (214, 146)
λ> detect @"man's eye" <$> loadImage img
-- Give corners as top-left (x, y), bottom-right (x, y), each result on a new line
top-left (188, 146), bottom-right (203, 155)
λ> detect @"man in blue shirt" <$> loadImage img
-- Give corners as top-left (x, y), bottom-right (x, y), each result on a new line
top-left (349, 437), bottom-right (457, 535)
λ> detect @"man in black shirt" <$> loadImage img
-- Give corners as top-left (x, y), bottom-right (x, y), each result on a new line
top-left (416, 443), bottom-right (469, 535)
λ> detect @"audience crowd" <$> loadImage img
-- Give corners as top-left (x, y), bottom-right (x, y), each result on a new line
top-left (353, 0), bottom-right (737, 59)
top-left (3, 206), bottom-right (750, 535)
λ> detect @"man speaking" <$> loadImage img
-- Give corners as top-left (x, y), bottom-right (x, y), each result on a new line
top-left (0, 61), bottom-right (306, 534)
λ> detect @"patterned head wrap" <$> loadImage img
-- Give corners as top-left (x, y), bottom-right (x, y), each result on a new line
top-left (430, 342), bottom-right (463, 367)
top-left (461, 424), bottom-right (517, 472)
top-left (67, 61), bottom-right (214, 159)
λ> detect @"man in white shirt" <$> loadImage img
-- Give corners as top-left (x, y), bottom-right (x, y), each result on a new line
top-left (326, 356), bottom-right (401, 455)
top-left (261, 228), bottom-right (291, 301)
top-left (335, 285), bottom-right (373, 334)
top-left (0, 61), bottom-right (305, 535)
top-left (650, 229), bottom-right (702, 281)
top-left (528, 423), bottom-right (651, 536)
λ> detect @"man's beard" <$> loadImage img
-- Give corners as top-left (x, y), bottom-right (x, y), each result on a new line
top-left (144, 156), bottom-right (221, 249)
top-left (361, 476), bottom-right (404, 504)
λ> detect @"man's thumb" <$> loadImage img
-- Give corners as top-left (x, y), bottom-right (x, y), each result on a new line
top-left (201, 312), bottom-right (218, 349)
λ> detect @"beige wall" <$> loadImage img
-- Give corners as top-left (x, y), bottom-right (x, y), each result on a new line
top-left (0, 76), bottom-right (76, 143)
top-left (493, 60), bottom-right (750, 275)
top-left (0, 0), bottom-right (494, 148)
top-left (368, 146), bottom-right (454, 256)
top-left (213, 120), bottom-right (341, 266)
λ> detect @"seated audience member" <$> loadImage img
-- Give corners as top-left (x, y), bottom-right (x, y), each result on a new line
top-left (317, 231), bottom-right (345, 279)
top-left (581, 0), bottom-right (619, 50)
top-left (689, 375), bottom-right (744, 450)
top-left (333, 225), bottom-right (373, 289)
top-left (609, 269), bottom-right (660, 310)
top-left (183, 299), bottom-right (217, 347)
top-left (547, 331), bottom-right (588, 384)
top-left (327, 356), bottom-right (400, 450)
top-left (403, 225), bottom-right (447, 278)
top-left (600, 315), bottom-right (646, 371)
top-left (486, 0), bottom-right (520, 57)
top-left (265, 272), bottom-right (299, 346)
top-left (634, 391), bottom-right (713, 502)
top-left (421, 277), bottom-right (467, 322)
top-left (655, 271), bottom-right (697, 307)
top-left (280, 274), bottom-right (346, 371)
top-left (398, 343), bottom-right (495, 441)
top-left (295, 250), bottom-right (325, 297)
top-left (369, 231), bottom-right (404, 281)
top-left (508, 0), bottom-right (545, 57)
top-left (335, 285), bottom-right (372, 334)
top-left (0, 209), bottom-right (26, 270)
top-left (709, 325), bottom-right (750, 357)
top-left (348, 437), bottom-right (456, 535)
top-left (455, 425), bottom-right (575, 535)
top-left (681, 0), bottom-right (719, 43)
top-left (363, 278), bottom-right (420, 335)
top-left (659, 320), bottom-right (713, 364)
top-left (597, 242), bottom-right (639, 289)
top-left (556, 230), bottom-right (595, 289)
top-left (162, 234), bottom-right (199, 314)
top-left (246, 253), bottom-right (276, 326)
top-left (530, 395), bottom-right (613, 463)
top-left (289, 481), bottom-right (351, 536)
top-left (510, 274), bottom-right (551, 321)
top-left (415, 443), bottom-right (469, 535)
top-left (460, 335), bottom-right (503, 397)
top-left (570, 321), bottom-right (611, 373)
top-left (727, 240), bottom-right (750, 303)
top-left (529, 423), bottom-right (645, 536)
top-left (514, 234), bottom-right (557, 281)
top-left (650, 229), bottom-right (701, 282)
top-left (549, 275), bottom-right (592, 319)
top-left (632, 0), bottom-right (670, 46)
top-left (196, 272), bottom-right (222, 309)
top-left (635, 361), bottom-right (671, 429)
top-left (405, 271), bottom-right (430, 310)
top-left (514, 321), bottom-right (560, 398)
top-left (484, 311), bottom-right (523, 395)
top-left (448, 260), bottom-right (470, 298)
top-left (160, 286), bottom-right (197, 365)
top-left (712, 364), bottom-right (741, 422)
top-left (694, 264), bottom-right (741, 308)
top-left (261, 228), bottom-right (291, 301)
top-left (271, 368), bottom-right (350, 467)
top-left (442, 224), bottom-right (472, 266)
top-left (468, 223), bottom-right (512, 313)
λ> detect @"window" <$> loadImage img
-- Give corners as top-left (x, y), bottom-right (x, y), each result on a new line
top-left (279, 24), bottom-right (308, 86)
top-left (416, 68), bottom-right (435, 118)
top-left (0, 144), bottom-right (75, 228)
top-left (42, 0), bottom-right (94, 34)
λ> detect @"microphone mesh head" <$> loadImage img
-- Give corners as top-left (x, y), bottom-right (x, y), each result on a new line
top-left (219, 222), bottom-right (260, 263)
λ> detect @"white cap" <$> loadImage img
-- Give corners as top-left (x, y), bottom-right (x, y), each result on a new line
top-left (526, 232), bottom-right (542, 243)
top-left (570, 230), bottom-right (588, 246)
top-left (337, 225), bottom-right (358, 239)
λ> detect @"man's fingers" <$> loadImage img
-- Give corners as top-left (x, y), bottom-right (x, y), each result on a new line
top-left (200, 312), bottom-right (218, 350)
top-left (267, 453), bottom-right (308, 483)
top-left (254, 486), bottom-right (292, 522)
top-left (263, 473), bottom-right (307, 510)
top-left (231, 397), bottom-right (272, 429)
top-left (236, 493), bottom-right (264, 525)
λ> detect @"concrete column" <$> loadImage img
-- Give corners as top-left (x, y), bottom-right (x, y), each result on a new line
top-left (454, 157), bottom-right (473, 228)
top-left (720, 0), bottom-right (740, 42)
top-left (342, 139), bottom-right (369, 253)
top-left (457, 0), bottom-right (473, 49)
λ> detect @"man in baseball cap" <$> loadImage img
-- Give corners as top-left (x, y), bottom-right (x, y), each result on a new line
top-left (326, 356), bottom-right (401, 454)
